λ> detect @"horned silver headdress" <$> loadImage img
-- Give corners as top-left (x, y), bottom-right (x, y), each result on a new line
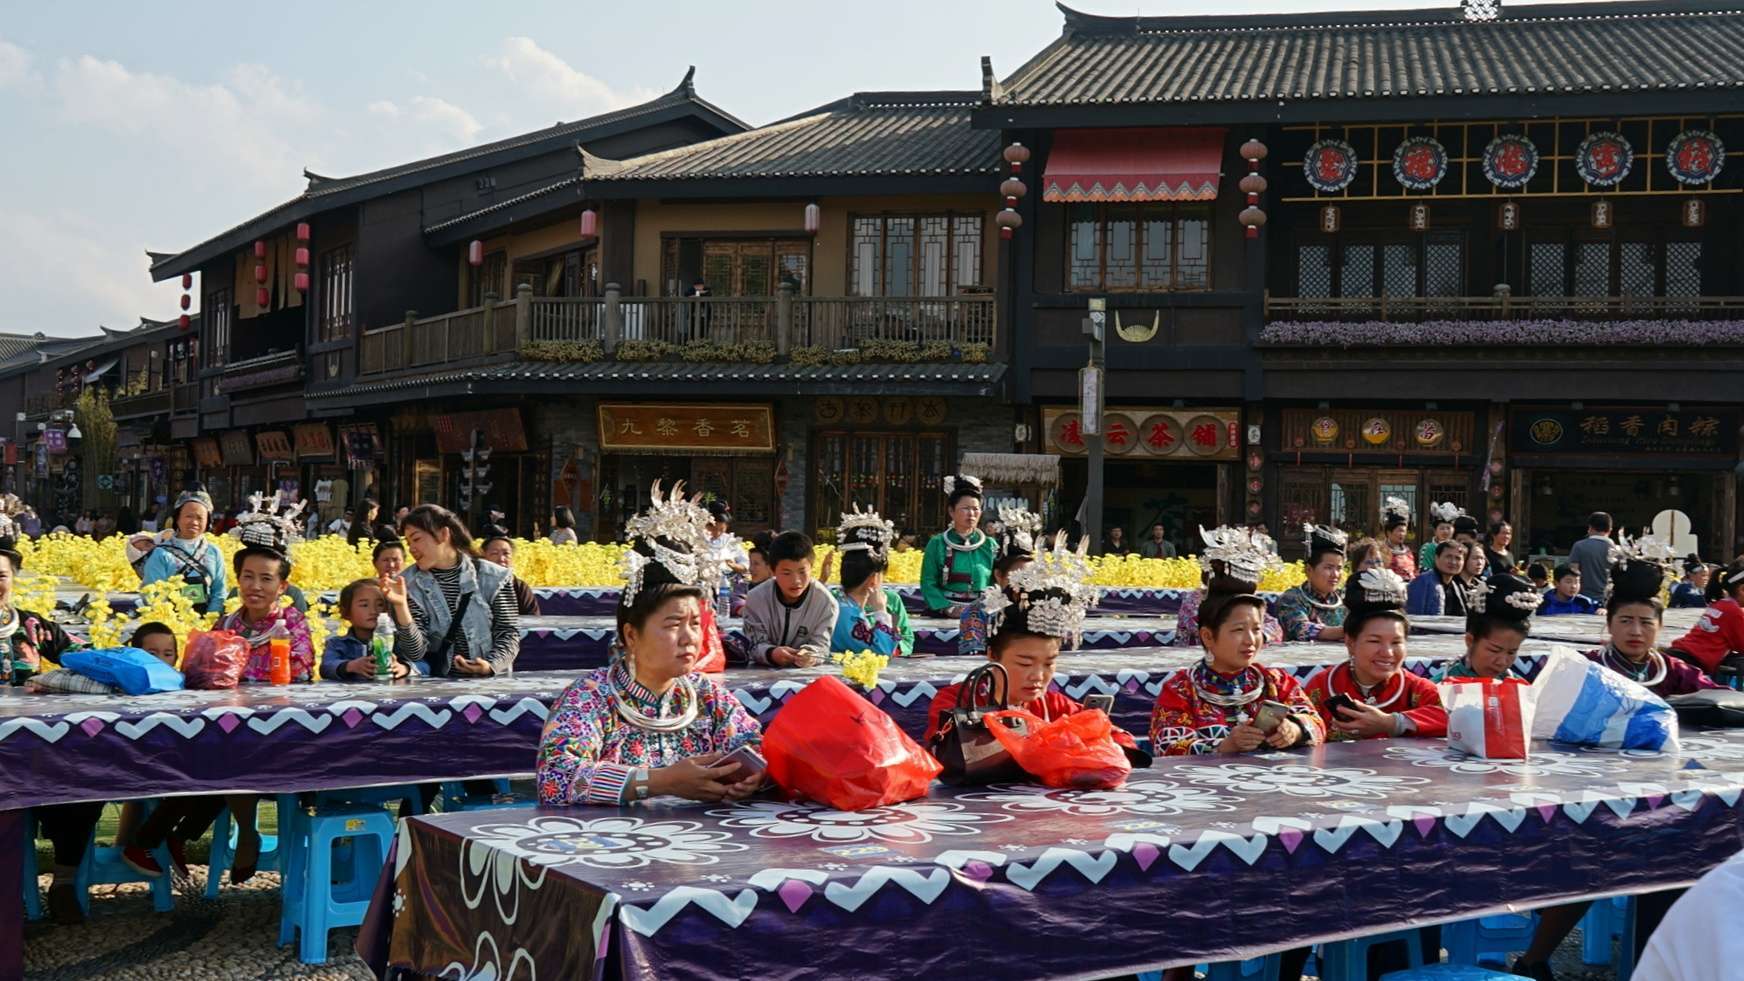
top-left (980, 531), bottom-right (1098, 641)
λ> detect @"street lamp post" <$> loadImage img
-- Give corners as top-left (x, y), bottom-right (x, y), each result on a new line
top-left (1081, 298), bottom-right (1106, 555)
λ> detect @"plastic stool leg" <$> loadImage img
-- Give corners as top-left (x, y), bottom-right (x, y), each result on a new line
top-left (206, 808), bottom-right (232, 899)
top-left (1580, 899), bottom-right (1615, 965)
top-left (297, 820), bottom-right (335, 964)
top-left (1615, 896), bottom-right (1639, 981)
top-left (20, 813), bottom-right (40, 922)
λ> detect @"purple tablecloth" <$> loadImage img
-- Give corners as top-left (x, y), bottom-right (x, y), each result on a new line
top-left (358, 733), bottom-right (1744, 980)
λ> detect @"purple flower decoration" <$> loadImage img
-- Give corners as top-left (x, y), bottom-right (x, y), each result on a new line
top-left (1261, 319), bottom-right (1744, 348)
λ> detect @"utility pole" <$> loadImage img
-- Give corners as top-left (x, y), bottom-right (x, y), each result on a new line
top-left (1082, 298), bottom-right (1106, 556)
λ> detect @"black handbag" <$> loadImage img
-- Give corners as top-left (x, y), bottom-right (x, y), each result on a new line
top-left (929, 663), bottom-right (1029, 785)
top-left (1667, 688), bottom-right (1744, 728)
top-left (425, 592), bottom-right (474, 678)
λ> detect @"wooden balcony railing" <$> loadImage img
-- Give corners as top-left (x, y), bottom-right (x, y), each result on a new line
top-left (1265, 292), bottom-right (1744, 322)
top-left (111, 389), bottom-right (173, 418)
top-left (358, 286), bottom-right (999, 376)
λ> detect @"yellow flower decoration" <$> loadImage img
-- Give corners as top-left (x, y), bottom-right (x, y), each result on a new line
top-left (830, 649), bottom-right (889, 690)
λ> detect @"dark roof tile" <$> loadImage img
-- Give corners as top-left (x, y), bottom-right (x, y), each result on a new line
top-left (995, 1), bottom-right (1744, 107)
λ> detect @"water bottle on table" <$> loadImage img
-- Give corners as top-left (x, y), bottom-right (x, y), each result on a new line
top-left (372, 616), bottom-right (396, 682)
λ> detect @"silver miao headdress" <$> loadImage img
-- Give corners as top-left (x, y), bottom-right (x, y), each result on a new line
top-left (1356, 567), bottom-right (1409, 605)
top-left (1472, 573), bottom-right (1543, 616)
top-left (1609, 531), bottom-right (1678, 571)
top-left (621, 481), bottom-right (717, 606)
top-left (836, 503), bottom-right (896, 556)
top-left (1428, 501), bottom-right (1462, 524)
top-left (1302, 522), bottom-right (1348, 554)
top-left (995, 504), bottom-right (1044, 556)
top-left (231, 490), bottom-right (306, 554)
top-left (1381, 496), bottom-right (1412, 528)
top-left (1198, 525), bottom-right (1281, 583)
top-left (942, 474), bottom-right (983, 501)
top-left (980, 531), bottom-right (1098, 641)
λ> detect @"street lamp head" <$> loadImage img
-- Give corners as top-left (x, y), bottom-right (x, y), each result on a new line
top-left (67, 425), bottom-right (82, 440)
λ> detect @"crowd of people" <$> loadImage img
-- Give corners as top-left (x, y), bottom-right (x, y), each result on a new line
top-left (15, 473), bottom-right (1744, 977)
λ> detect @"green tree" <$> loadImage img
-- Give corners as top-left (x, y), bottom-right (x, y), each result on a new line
top-left (73, 387), bottom-right (118, 508)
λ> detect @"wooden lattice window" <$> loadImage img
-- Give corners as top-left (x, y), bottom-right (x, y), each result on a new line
top-left (811, 431), bottom-right (950, 539)
top-left (1064, 203), bottom-right (1209, 293)
top-left (468, 251), bottom-right (507, 307)
top-left (850, 214), bottom-right (983, 297)
top-left (1293, 232), bottom-right (1464, 298)
top-left (203, 288), bottom-right (231, 367)
top-left (318, 245), bottom-right (354, 342)
top-left (1666, 242), bottom-right (1703, 297)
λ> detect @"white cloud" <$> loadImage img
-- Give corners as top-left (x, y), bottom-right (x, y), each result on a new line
top-left (408, 95), bottom-right (482, 144)
top-left (0, 38), bottom-right (30, 87)
top-left (0, 205), bottom-right (177, 333)
top-left (366, 99), bottom-right (400, 117)
top-left (486, 37), bottom-right (656, 118)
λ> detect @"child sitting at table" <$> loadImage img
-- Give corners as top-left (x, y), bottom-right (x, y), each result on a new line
top-left (925, 534), bottom-right (1146, 764)
top-left (126, 497), bottom-right (311, 886)
top-left (1539, 563), bottom-right (1600, 616)
top-left (742, 530), bottom-right (837, 667)
top-left (829, 506), bottom-right (915, 658)
top-left (321, 578), bottom-right (419, 680)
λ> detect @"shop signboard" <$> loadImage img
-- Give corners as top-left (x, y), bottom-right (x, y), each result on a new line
top-left (1043, 406), bottom-right (1240, 462)
top-left (433, 409), bottom-right (528, 455)
top-left (597, 404), bottom-right (775, 456)
top-left (1511, 407), bottom-right (1738, 458)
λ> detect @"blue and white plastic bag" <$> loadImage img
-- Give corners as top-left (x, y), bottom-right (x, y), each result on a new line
top-left (1529, 646), bottom-right (1679, 752)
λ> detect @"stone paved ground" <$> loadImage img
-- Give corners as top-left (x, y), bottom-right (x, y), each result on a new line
top-left (23, 871), bottom-right (1622, 980)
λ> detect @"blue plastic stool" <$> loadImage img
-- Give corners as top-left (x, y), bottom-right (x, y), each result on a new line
top-left (1580, 895), bottom-right (1639, 971)
top-left (313, 784), bottom-right (425, 814)
top-left (1320, 927), bottom-right (1425, 981)
top-left (21, 813), bottom-right (41, 921)
top-left (1443, 913), bottom-right (1538, 965)
top-left (1612, 896), bottom-right (1640, 981)
top-left (77, 803), bottom-right (174, 916)
top-left (1206, 954), bottom-right (1282, 980)
top-left (1381, 965), bottom-right (1532, 980)
top-left (205, 805), bottom-right (285, 898)
top-left (277, 803), bottom-right (396, 964)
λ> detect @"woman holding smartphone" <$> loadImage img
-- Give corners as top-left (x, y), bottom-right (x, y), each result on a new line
top-left (536, 483), bottom-right (764, 806)
top-left (1306, 568), bottom-right (1447, 741)
top-left (1151, 527), bottom-right (1324, 756)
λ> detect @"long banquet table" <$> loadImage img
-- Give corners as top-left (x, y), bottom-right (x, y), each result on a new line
top-left (0, 632), bottom-right (1567, 976)
top-left (356, 731), bottom-right (1744, 980)
top-left (1411, 608), bottom-right (1706, 646)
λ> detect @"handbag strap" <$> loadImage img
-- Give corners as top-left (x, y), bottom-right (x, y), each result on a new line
top-left (959, 662), bottom-right (1009, 715)
top-left (428, 592), bottom-right (475, 676)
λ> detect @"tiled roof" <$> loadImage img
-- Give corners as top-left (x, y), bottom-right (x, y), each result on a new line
top-left (309, 359), bottom-right (1004, 403)
top-left (0, 333), bottom-right (52, 362)
top-left (992, 1), bottom-right (1744, 107)
top-left (149, 70), bottom-right (745, 281)
top-left (424, 176), bottom-right (580, 235)
top-left (586, 92), bottom-right (1000, 183)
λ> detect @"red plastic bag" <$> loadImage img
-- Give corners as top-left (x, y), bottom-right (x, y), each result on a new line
top-left (696, 604), bottom-right (726, 674)
top-left (763, 676), bottom-right (942, 810)
top-left (181, 630), bottom-right (249, 689)
top-left (983, 708), bottom-right (1132, 790)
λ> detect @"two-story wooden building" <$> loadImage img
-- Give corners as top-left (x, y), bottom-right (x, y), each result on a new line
top-left (980, 0), bottom-right (1744, 557)
top-left (311, 89), bottom-right (1014, 542)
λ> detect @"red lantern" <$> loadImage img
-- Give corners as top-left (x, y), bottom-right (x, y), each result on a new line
top-left (256, 286), bottom-right (270, 307)
top-left (295, 247), bottom-right (310, 266)
top-left (295, 222), bottom-right (310, 241)
top-left (253, 240), bottom-right (267, 259)
top-left (180, 273), bottom-right (193, 290)
top-left (803, 203), bottom-right (820, 236)
top-left (579, 209), bottom-right (599, 238)
top-left (294, 271), bottom-right (310, 292)
top-left (995, 208), bottom-right (1023, 240)
top-left (179, 294), bottom-right (191, 311)
top-left (467, 240), bottom-right (484, 267)
top-left (178, 314), bottom-right (191, 331)
top-left (254, 263), bottom-right (267, 284)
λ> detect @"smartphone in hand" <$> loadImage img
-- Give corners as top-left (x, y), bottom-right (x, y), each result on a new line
top-left (1322, 693), bottom-right (1358, 719)
top-left (1083, 693), bottom-right (1116, 715)
top-left (717, 745), bottom-right (769, 786)
top-left (1252, 699), bottom-right (1292, 734)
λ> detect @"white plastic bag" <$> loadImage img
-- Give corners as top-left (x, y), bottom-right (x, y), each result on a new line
top-left (1529, 646), bottom-right (1679, 752)
top-left (1440, 677), bottom-right (1535, 760)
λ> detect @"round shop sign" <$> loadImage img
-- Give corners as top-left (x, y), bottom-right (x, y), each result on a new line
top-left (1575, 131), bottom-right (1634, 188)
top-left (1102, 413), bottom-right (1140, 456)
top-left (1528, 417), bottom-right (1565, 447)
top-left (1184, 415), bottom-right (1227, 457)
top-left (1136, 414), bottom-right (1182, 456)
top-left (1482, 134), bottom-right (1539, 189)
top-left (1304, 138), bottom-right (1360, 194)
top-left (1414, 418), bottom-right (1446, 448)
top-left (1666, 129), bottom-right (1726, 186)
top-left (1360, 417), bottom-right (1393, 446)
top-left (814, 397), bottom-right (845, 424)
top-left (1311, 416), bottom-right (1340, 445)
top-left (1393, 136), bottom-right (1449, 191)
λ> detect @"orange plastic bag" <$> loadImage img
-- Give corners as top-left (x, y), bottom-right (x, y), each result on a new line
top-left (181, 630), bottom-right (250, 689)
top-left (763, 676), bottom-right (942, 810)
top-left (983, 708), bottom-right (1132, 790)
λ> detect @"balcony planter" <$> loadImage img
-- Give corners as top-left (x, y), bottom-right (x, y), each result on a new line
top-left (1260, 318), bottom-right (1744, 348)
top-left (522, 340), bottom-right (605, 363)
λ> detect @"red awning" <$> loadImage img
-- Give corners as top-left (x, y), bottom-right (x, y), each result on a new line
top-left (1042, 128), bottom-right (1226, 203)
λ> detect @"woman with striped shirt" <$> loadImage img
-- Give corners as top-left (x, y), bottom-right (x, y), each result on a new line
top-left (382, 504), bottom-right (520, 676)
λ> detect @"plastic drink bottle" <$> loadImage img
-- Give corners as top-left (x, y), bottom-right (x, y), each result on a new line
top-left (372, 616), bottom-right (396, 681)
top-left (267, 620), bottom-right (292, 685)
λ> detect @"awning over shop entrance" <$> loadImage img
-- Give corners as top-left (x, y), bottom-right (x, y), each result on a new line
top-left (1042, 128), bottom-right (1225, 203)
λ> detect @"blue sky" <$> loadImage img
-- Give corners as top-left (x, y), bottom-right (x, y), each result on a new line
top-left (1, 0), bottom-right (1634, 336)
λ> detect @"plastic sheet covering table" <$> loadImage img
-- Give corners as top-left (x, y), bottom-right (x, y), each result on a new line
top-left (357, 732), bottom-right (1744, 981)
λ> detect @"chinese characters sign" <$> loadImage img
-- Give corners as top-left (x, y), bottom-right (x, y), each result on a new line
top-left (1513, 407), bottom-right (1737, 457)
top-left (1482, 134), bottom-right (1539, 189)
top-left (598, 403), bottom-right (775, 456)
top-left (1042, 407), bottom-right (1239, 461)
top-left (1304, 138), bottom-right (1359, 194)
top-left (433, 409), bottom-right (529, 455)
top-left (1665, 129), bottom-right (1725, 185)
top-left (1392, 136), bottom-right (1448, 191)
top-left (1575, 131), bottom-right (1634, 187)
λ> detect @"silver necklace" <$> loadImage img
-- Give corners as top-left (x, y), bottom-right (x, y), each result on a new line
top-left (1190, 661), bottom-right (1266, 711)
top-left (1601, 644), bottom-right (1667, 688)
top-left (611, 669), bottom-right (700, 733)
top-left (945, 528), bottom-right (988, 552)
top-left (1338, 662), bottom-right (1406, 709)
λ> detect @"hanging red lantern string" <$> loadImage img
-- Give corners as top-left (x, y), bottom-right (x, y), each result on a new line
top-left (998, 142), bottom-right (1030, 240)
top-left (179, 271), bottom-right (193, 331)
top-left (1238, 139), bottom-right (1269, 240)
top-left (579, 208), bottom-right (599, 239)
top-left (254, 263), bottom-right (268, 284)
